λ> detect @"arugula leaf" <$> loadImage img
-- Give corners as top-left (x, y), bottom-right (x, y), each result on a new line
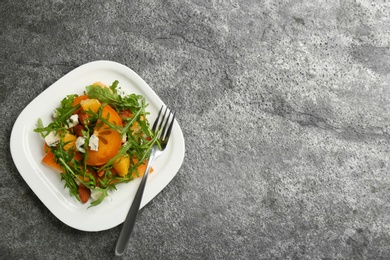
top-left (34, 95), bottom-right (78, 136)
top-left (86, 82), bottom-right (142, 110)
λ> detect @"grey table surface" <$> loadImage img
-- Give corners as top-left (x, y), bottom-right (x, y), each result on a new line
top-left (2, 0), bottom-right (390, 259)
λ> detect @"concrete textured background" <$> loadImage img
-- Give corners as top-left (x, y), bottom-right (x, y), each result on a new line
top-left (1, 0), bottom-right (390, 259)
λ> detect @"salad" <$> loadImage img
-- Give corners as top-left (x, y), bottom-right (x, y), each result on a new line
top-left (34, 80), bottom-right (158, 207)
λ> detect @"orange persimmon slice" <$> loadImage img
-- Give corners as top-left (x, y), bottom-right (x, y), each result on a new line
top-left (42, 150), bottom-right (62, 171)
top-left (62, 132), bottom-right (77, 151)
top-left (113, 155), bottom-right (130, 177)
top-left (72, 95), bottom-right (89, 107)
top-left (71, 95), bottom-right (89, 114)
top-left (44, 143), bottom-right (50, 153)
top-left (86, 104), bottom-right (123, 166)
top-left (80, 99), bottom-right (101, 113)
top-left (130, 158), bottom-right (153, 179)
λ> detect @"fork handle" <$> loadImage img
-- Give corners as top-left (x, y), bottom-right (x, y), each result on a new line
top-left (115, 152), bottom-right (156, 256)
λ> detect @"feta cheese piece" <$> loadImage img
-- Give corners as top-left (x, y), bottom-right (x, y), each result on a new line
top-left (121, 133), bottom-right (127, 143)
top-left (45, 131), bottom-right (60, 147)
top-left (52, 109), bottom-right (59, 119)
top-left (67, 114), bottom-right (79, 128)
top-left (90, 190), bottom-right (103, 200)
top-left (76, 136), bottom-right (86, 153)
top-left (89, 134), bottom-right (99, 151)
top-left (117, 87), bottom-right (127, 97)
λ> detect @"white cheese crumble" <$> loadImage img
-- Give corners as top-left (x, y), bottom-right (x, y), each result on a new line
top-left (45, 132), bottom-right (60, 147)
top-left (90, 190), bottom-right (103, 200)
top-left (117, 87), bottom-right (127, 98)
top-left (67, 114), bottom-right (79, 128)
top-left (76, 136), bottom-right (86, 153)
top-left (89, 134), bottom-right (99, 151)
top-left (52, 109), bottom-right (59, 119)
top-left (121, 133), bottom-right (127, 143)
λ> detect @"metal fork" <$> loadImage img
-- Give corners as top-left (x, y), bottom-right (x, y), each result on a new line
top-left (115, 106), bottom-right (175, 256)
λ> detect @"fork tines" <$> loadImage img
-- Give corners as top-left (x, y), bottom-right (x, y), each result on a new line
top-left (153, 106), bottom-right (175, 142)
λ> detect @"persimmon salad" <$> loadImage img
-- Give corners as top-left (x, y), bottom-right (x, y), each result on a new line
top-left (34, 81), bottom-right (158, 207)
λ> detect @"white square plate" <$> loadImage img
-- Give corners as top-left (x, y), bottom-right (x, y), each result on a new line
top-left (10, 60), bottom-right (185, 232)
